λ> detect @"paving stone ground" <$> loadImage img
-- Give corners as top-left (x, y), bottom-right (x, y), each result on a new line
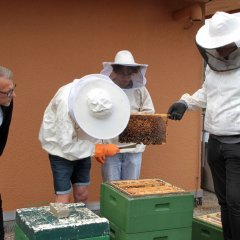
top-left (194, 190), bottom-right (220, 217)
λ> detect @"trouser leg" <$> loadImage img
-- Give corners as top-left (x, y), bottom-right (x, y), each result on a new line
top-left (101, 154), bottom-right (122, 181)
top-left (208, 136), bottom-right (240, 240)
top-left (121, 153), bottom-right (142, 180)
top-left (207, 137), bottom-right (231, 240)
top-left (0, 194), bottom-right (4, 240)
top-left (224, 143), bottom-right (240, 240)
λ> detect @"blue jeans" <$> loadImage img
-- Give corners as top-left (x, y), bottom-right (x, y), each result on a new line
top-left (208, 136), bottom-right (240, 240)
top-left (49, 155), bottom-right (91, 194)
top-left (101, 152), bottom-right (142, 181)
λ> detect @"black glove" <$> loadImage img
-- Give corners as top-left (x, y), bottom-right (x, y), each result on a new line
top-left (167, 101), bottom-right (187, 120)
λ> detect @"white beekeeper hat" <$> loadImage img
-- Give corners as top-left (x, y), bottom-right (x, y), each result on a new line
top-left (103, 50), bottom-right (148, 67)
top-left (68, 74), bottom-right (130, 139)
top-left (196, 12), bottom-right (240, 49)
top-left (100, 50), bottom-right (148, 89)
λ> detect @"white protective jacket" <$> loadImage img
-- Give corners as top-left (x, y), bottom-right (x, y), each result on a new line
top-left (39, 83), bottom-right (96, 161)
top-left (181, 66), bottom-right (240, 135)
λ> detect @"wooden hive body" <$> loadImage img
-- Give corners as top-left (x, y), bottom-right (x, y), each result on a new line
top-left (110, 222), bottom-right (192, 240)
top-left (192, 212), bottom-right (223, 240)
top-left (100, 179), bottom-right (194, 238)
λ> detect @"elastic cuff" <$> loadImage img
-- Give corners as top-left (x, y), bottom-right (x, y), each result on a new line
top-left (73, 182), bottom-right (90, 187)
top-left (56, 189), bottom-right (71, 195)
top-left (177, 100), bottom-right (188, 108)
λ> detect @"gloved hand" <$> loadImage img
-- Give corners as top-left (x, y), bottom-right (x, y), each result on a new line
top-left (94, 144), bottom-right (120, 164)
top-left (167, 101), bottom-right (187, 120)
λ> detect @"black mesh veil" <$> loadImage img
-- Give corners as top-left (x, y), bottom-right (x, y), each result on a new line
top-left (196, 41), bottom-right (240, 72)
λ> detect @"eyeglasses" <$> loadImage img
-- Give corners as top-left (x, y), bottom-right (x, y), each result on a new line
top-left (0, 84), bottom-right (16, 97)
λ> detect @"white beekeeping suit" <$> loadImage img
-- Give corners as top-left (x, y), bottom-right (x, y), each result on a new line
top-left (100, 50), bottom-right (155, 153)
top-left (167, 12), bottom-right (240, 240)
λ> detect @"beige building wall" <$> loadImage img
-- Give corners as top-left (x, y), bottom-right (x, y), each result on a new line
top-left (0, 0), bottom-right (204, 211)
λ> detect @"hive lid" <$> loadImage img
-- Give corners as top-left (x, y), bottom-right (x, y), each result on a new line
top-left (15, 203), bottom-right (109, 239)
top-left (195, 212), bottom-right (222, 228)
top-left (108, 179), bottom-right (187, 197)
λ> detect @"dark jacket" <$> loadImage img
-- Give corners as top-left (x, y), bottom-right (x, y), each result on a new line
top-left (0, 101), bottom-right (13, 156)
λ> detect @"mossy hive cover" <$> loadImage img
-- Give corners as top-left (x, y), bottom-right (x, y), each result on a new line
top-left (15, 203), bottom-right (109, 240)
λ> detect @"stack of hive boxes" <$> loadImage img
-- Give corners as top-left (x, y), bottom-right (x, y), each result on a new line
top-left (100, 179), bottom-right (194, 240)
top-left (192, 212), bottom-right (223, 240)
top-left (14, 202), bottom-right (110, 240)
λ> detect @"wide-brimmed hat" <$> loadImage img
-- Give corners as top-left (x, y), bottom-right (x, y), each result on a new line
top-left (101, 50), bottom-right (148, 89)
top-left (102, 50), bottom-right (148, 67)
top-left (68, 74), bottom-right (130, 139)
top-left (196, 12), bottom-right (240, 49)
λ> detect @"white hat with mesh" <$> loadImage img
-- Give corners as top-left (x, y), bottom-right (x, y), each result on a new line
top-left (100, 50), bottom-right (148, 89)
top-left (196, 12), bottom-right (240, 49)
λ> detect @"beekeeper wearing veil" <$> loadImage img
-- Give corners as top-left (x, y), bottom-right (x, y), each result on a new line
top-left (39, 74), bottom-right (130, 204)
top-left (100, 50), bottom-right (155, 182)
top-left (167, 12), bottom-right (240, 240)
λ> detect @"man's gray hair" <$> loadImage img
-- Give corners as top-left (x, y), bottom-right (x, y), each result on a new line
top-left (0, 66), bottom-right (13, 79)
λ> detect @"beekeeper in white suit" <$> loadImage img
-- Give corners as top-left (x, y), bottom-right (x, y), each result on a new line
top-left (167, 12), bottom-right (240, 240)
top-left (39, 74), bottom-right (130, 204)
top-left (100, 50), bottom-right (155, 181)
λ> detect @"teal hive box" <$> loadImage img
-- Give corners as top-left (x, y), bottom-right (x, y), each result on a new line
top-left (15, 203), bottom-right (109, 240)
top-left (110, 222), bottom-right (192, 240)
top-left (14, 223), bottom-right (110, 240)
top-left (192, 212), bottom-right (223, 240)
top-left (100, 179), bottom-right (194, 233)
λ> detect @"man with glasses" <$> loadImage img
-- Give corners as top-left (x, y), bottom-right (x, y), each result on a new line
top-left (100, 50), bottom-right (155, 181)
top-left (0, 66), bottom-right (15, 240)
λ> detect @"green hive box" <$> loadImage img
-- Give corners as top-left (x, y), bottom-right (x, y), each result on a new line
top-left (110, 222), bottom-right (192, 240)
top-left (15, 203), bottom-right (109, 240)
top-left (192, 212), bottom-right (223, 240)
top-left (100, 179), bottom-right (194, 233)
top-left (15, 224), bottom-right (29, 240)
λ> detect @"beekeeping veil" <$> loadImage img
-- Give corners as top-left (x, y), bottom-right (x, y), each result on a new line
top-left (196, 12), bottom-right (240, 72)
top-left (100, 50), bottom-right (148, 89)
